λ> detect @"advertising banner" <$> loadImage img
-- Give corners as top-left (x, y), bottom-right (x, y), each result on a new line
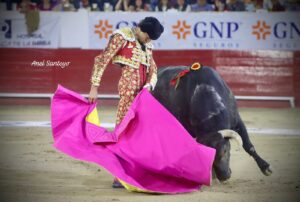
top-left (0, 11), bottom-right (60, 48)
top-left (88, 12), bottom-right (300, 51)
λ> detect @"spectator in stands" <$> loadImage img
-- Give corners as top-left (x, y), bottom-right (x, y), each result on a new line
top-left (53, 0), bottom-right (76, 11)
top-left (103, 1), bottom-right (113, 10)
top-left (155, 0), bottom-right (173, 11)
top-left (263, 0), bottom-right (284, 11)
top-left (31, 0), bottom-right (40, 7)
top-left (186, 0), bottom-right (196, 4)
top-left (71, 0), bottom-right (115, 11)
top-left (115, 0), bottom-right (131, 11)
top-left (191, 0), bottom-right (214, 11)
top-left (89, 0), bottom-right (100, 11)
top-left (38, 0), bottom-right (55, 10)
top-left (285, 0), bottom-right (300, 11)
top-left (129, 0), bottom-right (150, 11)
top-left (4, 0), bottom-right (21, 10)
top-left (2, 0), bottom-right (11, 10)
top-left (169, 0), bottom-right (177, 6)
top-left (244, 0), bottom-right (256, 11)
top-left (226, 0), bottom-right (245, 11)
top-left (80, 0), bottom-right (91, 10)
top-left (109, 0), bottom-right (119, 10)
top-left (271, 0), bottom-right (285, 10)
top-left (214, 0), bottom-right (226, 11)
top-left (255, 0), bottom-right (264, 9)
top-left (71, 0), bottom-right (91, 10)
top-left (18, 0), bottom-right (38, 12)
top-left (174, 0), bottom-right (191, 11)
top-left (148, 0), bottom-right (158, 10)
top-left (70, 0), bottom-right (78, 10)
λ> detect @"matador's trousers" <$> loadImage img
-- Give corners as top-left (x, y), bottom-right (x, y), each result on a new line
top-left (116, 65), bottom-right (147, 125)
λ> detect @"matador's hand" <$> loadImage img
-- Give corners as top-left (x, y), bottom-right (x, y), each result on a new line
top-left (143, 83), bottom-right (152, 91)
top-left (88, 85), bottom-right (98, 103)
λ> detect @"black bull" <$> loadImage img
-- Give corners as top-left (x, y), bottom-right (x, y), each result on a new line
top-left (152, 66), bottom-right (272, 181)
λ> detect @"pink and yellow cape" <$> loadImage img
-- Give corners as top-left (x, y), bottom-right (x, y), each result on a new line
top-left (51, 85), bottom-right (216, 194)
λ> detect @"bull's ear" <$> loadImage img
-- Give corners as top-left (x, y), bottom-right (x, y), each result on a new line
top-left (196, 132), bottom-right (224, 148)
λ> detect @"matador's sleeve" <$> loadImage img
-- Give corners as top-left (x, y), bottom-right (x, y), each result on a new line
top-left (146, 57), bottom-right (158, 90)
top-left (90, 34), bottom-right (126, 87)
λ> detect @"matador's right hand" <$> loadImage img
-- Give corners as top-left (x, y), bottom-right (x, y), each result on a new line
top-left (88, 85), bottom-right (98, 103)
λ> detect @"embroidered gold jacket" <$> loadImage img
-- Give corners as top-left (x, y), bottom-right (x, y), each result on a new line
top-left (90, 27), bottom-right (158, 89)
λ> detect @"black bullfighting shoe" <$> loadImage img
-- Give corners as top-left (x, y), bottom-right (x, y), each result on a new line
top-left (112, 178), bottom-right (124, 188)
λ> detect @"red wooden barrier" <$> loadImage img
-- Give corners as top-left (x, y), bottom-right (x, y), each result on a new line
top-left (0, 48), bottom-right (299, 107)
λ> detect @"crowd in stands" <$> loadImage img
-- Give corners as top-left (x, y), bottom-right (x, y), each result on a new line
top-left (1, 0), bottom-right (300, 12)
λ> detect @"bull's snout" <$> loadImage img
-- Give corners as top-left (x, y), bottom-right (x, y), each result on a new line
top-left (217, 168), bottom-right (231, 182)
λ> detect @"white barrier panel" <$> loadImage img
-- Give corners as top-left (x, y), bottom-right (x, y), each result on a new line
top-left (59, 9), bottom-right (89, 48)
top-left (88, 12), bottom-right (300, 51)
top-left (0, 11), bottom-right (60, 48)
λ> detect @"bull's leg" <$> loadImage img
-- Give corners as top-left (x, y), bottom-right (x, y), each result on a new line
top-left (235, 118), bottom-right (272, 176)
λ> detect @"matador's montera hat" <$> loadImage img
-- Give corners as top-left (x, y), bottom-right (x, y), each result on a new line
top-left (138, 17), bottom-right (164, 40)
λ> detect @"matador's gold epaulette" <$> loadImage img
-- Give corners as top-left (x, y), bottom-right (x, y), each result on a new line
top-left (113, 27), bottom-right (135, 42)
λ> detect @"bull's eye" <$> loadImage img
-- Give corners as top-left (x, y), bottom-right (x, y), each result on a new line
top-left (218, 151), bottom-right (225, 159)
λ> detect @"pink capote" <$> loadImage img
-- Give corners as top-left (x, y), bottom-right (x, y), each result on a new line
top-left (51, 84), bottom-right (216, 194)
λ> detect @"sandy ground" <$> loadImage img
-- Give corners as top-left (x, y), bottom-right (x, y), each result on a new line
top-left (0, 106), bottom-right (300, 202)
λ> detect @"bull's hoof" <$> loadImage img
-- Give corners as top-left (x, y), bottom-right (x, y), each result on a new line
top-left (263, 166), bottom-right (273, 176)
top-left (257, 158), bottom-right (273, 176)
top-left (220, 180), bottom-right (230, 185)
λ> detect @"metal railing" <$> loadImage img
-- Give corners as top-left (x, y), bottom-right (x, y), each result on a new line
top-left (0, 93), bottom-right (119, 100)
top-left (235, 95), bottom-right (295, 108)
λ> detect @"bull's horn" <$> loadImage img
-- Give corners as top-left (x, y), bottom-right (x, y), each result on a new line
top-left (218, 129), bottom-right (243, 149)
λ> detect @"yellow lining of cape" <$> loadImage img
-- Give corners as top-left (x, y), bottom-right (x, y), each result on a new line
top-left (118, 179), bottom-right (154, 193)
top-left (85, 107), bottom-right (101, 126)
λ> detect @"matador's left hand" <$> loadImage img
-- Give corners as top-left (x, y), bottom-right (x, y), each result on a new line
top-left (143, 83), bottom-right (152, 91)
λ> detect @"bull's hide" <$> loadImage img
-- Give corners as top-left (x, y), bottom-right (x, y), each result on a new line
top-left (51, 85), bottom-right (216, 194)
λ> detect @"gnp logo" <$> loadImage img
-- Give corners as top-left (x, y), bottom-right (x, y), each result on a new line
top-left (172, 20), bottom-right (239, 40)
top-left (1, 20), bottom-right (12, 39)
top-left (252, 21), bottom-right (270, 40)
top-left (252, 20), bottom-right (300, 40)
top-left (172, 20), bottom-right (191, 39)
top-left (94, 20), bottom-right (113, 39)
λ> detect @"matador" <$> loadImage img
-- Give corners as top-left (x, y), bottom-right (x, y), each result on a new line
top-left (88, 17), bottom-right (164, 187)
top-left (89, 17), bottom-right (164, 124)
